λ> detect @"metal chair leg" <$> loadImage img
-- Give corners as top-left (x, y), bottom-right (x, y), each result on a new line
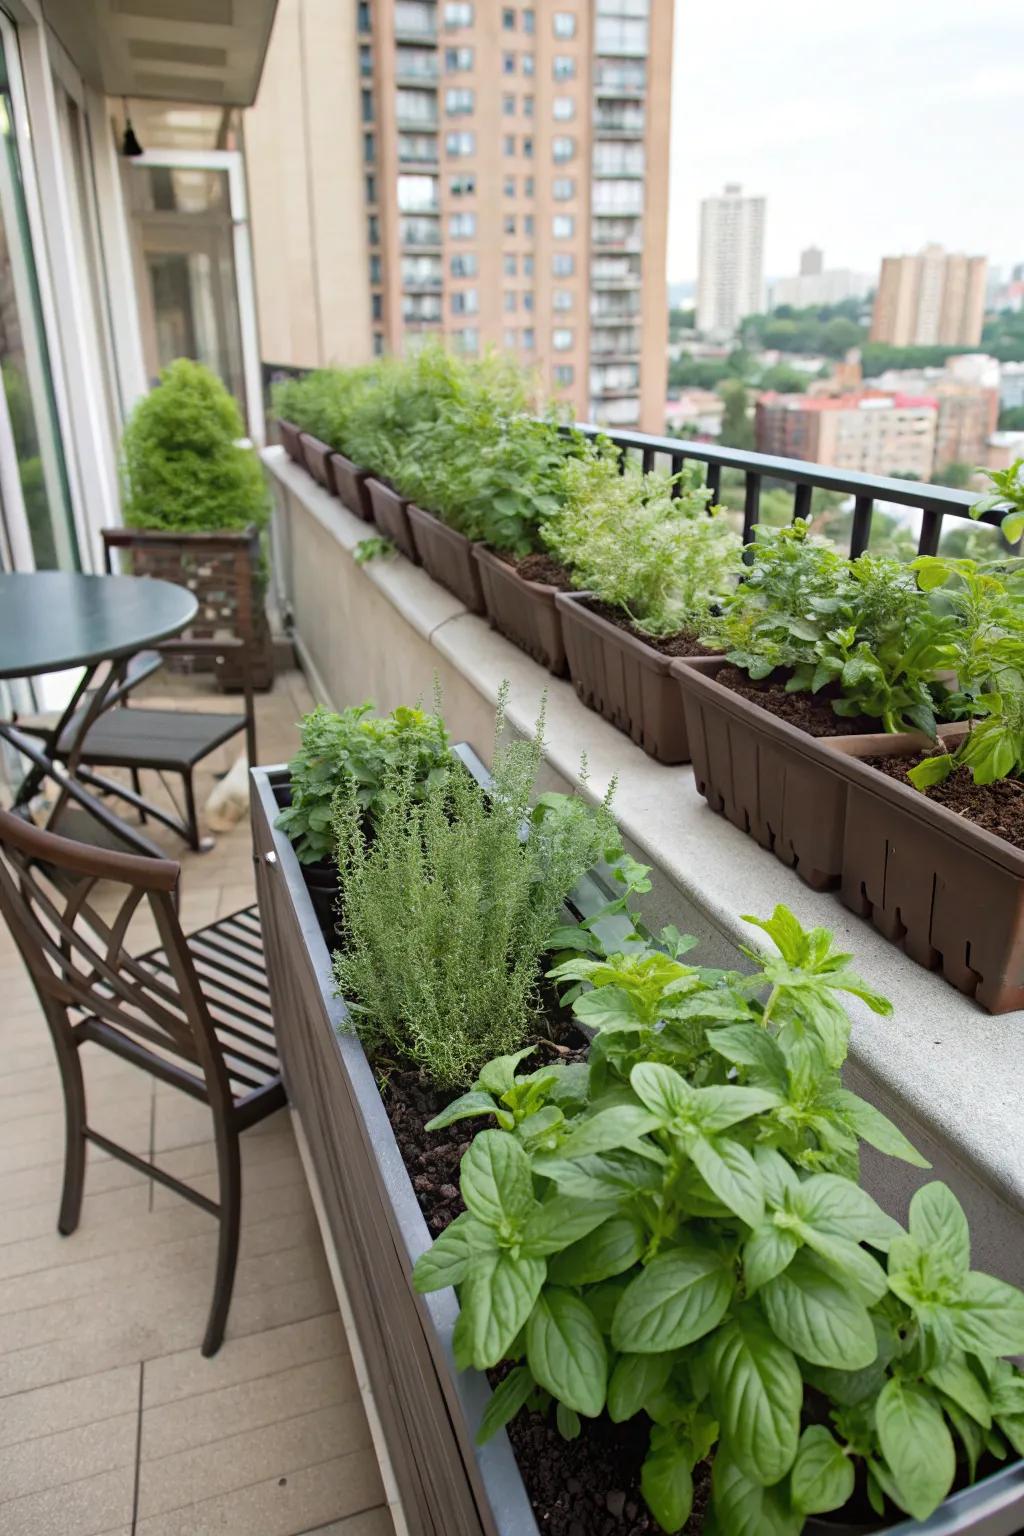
top-left (203, 1129), bottom-right (242, 1356)
top-left (55, 1035), bottom-right (87, 1236)
top-left (130, 768), bottom-right (147, 824)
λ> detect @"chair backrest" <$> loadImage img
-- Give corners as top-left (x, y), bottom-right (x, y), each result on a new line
top-left (102, 526), bottom-right (260, 646)
top-left (0, 809), bottom-right (232, 1105)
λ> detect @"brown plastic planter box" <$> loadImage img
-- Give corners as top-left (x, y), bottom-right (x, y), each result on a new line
top-left (473, 546), bottom-right (567, 676)
top-left (277, 418), bottom-right (303, 463)
top-left (407, 504), bottom-right (485, 614)
top-left (556, 591), bottom-right (715, 765)
top-left (671, 658), bottom-right (926, 891)
top-left (330, 451), bottom-right (373, 522)
top-left (824, 733), bottom-right (1024, 1012)
top-left (299, 431), bottom-right (335, 492)
top-left (366, 477), bottom-right (418, 562)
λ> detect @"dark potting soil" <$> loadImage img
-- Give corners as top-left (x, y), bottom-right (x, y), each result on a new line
top-left (582, 598), bottom-right (717, 659)
top-left (874, 753), bottom-right (1024, 853)
top-left (497, 549), bottom-right (575, 590)
top-left (377, 1010), bottom-right (711, 1535)
top-left (716, 664), bottom-right (884, 737)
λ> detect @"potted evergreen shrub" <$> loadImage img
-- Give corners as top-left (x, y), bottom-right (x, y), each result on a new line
top-left (118, 357), bottom-right (273, 687)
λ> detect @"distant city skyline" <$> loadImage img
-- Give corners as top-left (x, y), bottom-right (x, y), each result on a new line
top-left (667, 0), bottom-right (1023, 285)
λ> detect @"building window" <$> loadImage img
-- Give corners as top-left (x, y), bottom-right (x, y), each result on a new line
top-left (370, 254), bottom-right (382, 283)
top-left (522, 328), bottom-right (535, 349)
top-left (553, 213), bottom-right (575, 237)
top-left (523, 94), bottom-right (534, 116)
top-left (522, 51), bottom-right (535, 74)
top-left (504, 328), bottom-right (518, 348)
top-left (361, 88), bottom-right (374, 121)
top-left (454, 327), bottom-right (480, 353)
top-left (524, 176), bottom-right (535, 196)
top-left (553, 96), bottom-right (575, 120)
top-left (554, 364), bottom-right (574, 386)
top-left (553, 177), bottom-right (575, 200)
top-left (365, 173), bottom-right (377, 203)
top-left (553, 55), bottom-right (576, 80)
top-left (553, 288), bottom-right (573, 310)
top-left (503, 175), bottom-right (516, 196)
top-left (503, 93), bottom-right (515, 116)
top-left (373, 331), bottom-right (385, 356)
top-left (449, 211), bottom-right (477, 237)
top-left (597, 0), bottom-right (650, 12)
top-left (372, 293), bottom-right (383, 321)
top-left (523, 7), bottom-right (535, 30)
top-left (360, 44), bottom-right (373, 75)
top-left (445, 46), bottom-right (473, 69)
top-left (396, 88), bottom-right (437, 124)
top-left (552, 135), bottom-right (575, 162)
top-left (503, 134), bottom-right (516, 155)
top-left (504, 214), bottom-right (517, 235)
top-left (553, 11), bottom-right (577, 37)
top-left (444, 1), bottom-right (474, 26)
top-left (523, 254), bottom-right (535, 275)
top-left (523, 289), bottom-right (534, 310)
top-left (398, 131), bottom-right (438, 163)
top-left (450, 251), bottom-right (479, 276)
top-left (451, 288), bottom-right (480, 315)
top-left (503, 6), bottom-right (516, 26)
top-left (522, 135), bottom-right (534, 157)
top-left (398, 173), bottom-right (438, 211)
top-left (357, 1), bottom-right (370, 31)
top-left (448, 173), bottom-right (477, 195)
top-left (595, 15), bottom-right (648, 52)
top-left (504, 254), bottom-right (518, 276)
top-left (503, 52), bottom-right (516, 73)
top-left (523, 213), bottom-right (534, 235)
top-left (445, 130), bottom-right (476, 155)
top-left (553, 327), bottom-right (574, 350)
top-left (504, 291), bottom-right (518, 312)
top-left (553, 252), bottom-right (575, 276)
top-left (445, 87), bottom-right (474, 114)
top-left (593, 178), bottom-right (644, 212)
top-left (364, 132), bottom-right (376, 162)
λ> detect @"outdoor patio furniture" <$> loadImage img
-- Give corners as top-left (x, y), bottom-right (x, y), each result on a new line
top-left (0, 808), bottom-right (285, 1356)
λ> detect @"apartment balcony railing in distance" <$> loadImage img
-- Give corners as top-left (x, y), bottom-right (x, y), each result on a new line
top-left (573, 424), bottom-right (1011, 557)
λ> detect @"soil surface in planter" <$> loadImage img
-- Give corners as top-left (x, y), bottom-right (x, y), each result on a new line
top-left (583, 598), bottom-right (716, 660)
top-left (873, 753), bottom-right (1024, 853)
top-left (716, 664), bottom-right (885, 737)
top-left (496, 549), bottom-right (574, 591)
top-left (378, 1004), bottom-right (710, 1535)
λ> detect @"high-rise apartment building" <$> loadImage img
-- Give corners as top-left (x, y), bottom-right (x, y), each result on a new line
top-left (769, 247), bottom-right (871, 310)
top-left (755, 392), bottom-right (938, 481)
top-left (246, 0), bottom-right (673, 431)
top-left (695, 183), bottom-right (765, 338)
top-left (869, 244), bottom-right (988, 348)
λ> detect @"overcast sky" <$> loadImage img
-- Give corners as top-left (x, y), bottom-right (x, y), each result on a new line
top-left (666, 0), bottom-right (1023, 285)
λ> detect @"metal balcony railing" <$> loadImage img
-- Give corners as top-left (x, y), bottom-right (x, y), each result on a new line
top-left (571, 424), bottom-right (1006, 555)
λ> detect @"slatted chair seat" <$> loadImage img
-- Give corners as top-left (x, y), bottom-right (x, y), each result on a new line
top-left (57, 707), bottom-right (248, 771)
top-left (0, 810), bottom-right (286, 1357)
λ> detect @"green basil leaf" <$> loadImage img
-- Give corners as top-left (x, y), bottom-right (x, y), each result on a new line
top-left (426, 1091), bottom-right (500, 1132)
top-left (948, 1270), bottom-right (1024, 1357)
top-left (460, 1130), bottom-right (534, 1230)
top-left (706, 1024), bottom-right (789, 1092)
top-left (925, 1354), bottom-right (992, 1429)
top-left (477, 1046), bottom-right (537, 1098)
top-left (526, 1288), bottom-right (608, 1417)
top-left (800, 1233), bottom-right (889, 1307)
top-left (558, 1105), bottom-right (662, 1159)
top-left (476, 1364), bottom-right (534, 1444)
top-left (412, 1212), bottom-right (496, 1293)
top-left (762, 1251), bottom-right (877, 1370)
top-left (607, 1351), bottom-right (674, 1423)
top-left (533, 1148), bottom-right (663, 1201)
top-left (641, 1435), bottom-right (694, 1533)
top-left (692, 1084), bottom-right (783, 1131)
top-left (522, 1195), bottom-right (618, 1257)
top-left (875, 1378), bottom-right (955, 1522)
top-left (555, 1401), bottom-right (581, 1440)
top-left (547, 1213), bottom-right (647, 1286)
top-left (831, 1089), bottom-right (930, 1168)
top-left (790, 1424), bottom-right (855, 1514)
top-left (630, 1061), bottom-right (693, 1121)
top-left (790, 1173), bottom-right (903, 1250)
top-left (754, 1145), bottom-right (801, 1208)
top-left (688, 1134), bottom-right (765, 1229)
top-left (908, 1182), bottom-right (970, 1275)
top-left (743, 1223), bottom-right (799, 1295)
top-left (612, 1243), bottom-right (734, 1354)
top-left (709, 1308), bottom-right (801, 1486)
top-left (710, 1454), bottom-right (803, 1535)
top-left (461, 1250), bottom-right (546, 1369)
top-left (573, 985), bottom-right (647, 1033)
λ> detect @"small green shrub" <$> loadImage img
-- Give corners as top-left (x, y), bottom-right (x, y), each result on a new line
top-left (332, 693), bottom-right (619, 1089)
top-left (540, 448), bottom-right (743, 636)
top-left (276, 701), bottom-right (450, 864)
top-left (271, 366), bottom-right (380, 451)
top-left (120, 358), bottom-right (268, 533)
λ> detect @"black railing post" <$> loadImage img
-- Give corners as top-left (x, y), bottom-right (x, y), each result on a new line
top-left (850, 496), bottom-right (874, 557)
top-left (792, 483), bottom-right (812, 523)
top-left (918, 509), bottom-right (943, 557)
top-left (707, 462), bottom-right (722, 505)
top-left (743, 474), bottom-right (762, 542)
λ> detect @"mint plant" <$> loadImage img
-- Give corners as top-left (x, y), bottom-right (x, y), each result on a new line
top-left (413, 895), bottom-right (1024, 1533)
top-left (276, 700), bottom-right (449, 864)
top-left (971, 458), bottom-right (1024, 546)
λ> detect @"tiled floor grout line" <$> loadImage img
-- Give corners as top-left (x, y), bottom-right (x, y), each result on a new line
top-left (298, 1501), bottom-right (390, 1536)
top-left (135, 1445), bottom-right (381, 1528)
top-left (131, 1359), bottom-right (144, 1536)
top-left (140, 1393), bottom-right (367, 1473)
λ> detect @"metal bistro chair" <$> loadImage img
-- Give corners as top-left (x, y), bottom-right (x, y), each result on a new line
top-left (0, 807), bottom-right (285, 1355)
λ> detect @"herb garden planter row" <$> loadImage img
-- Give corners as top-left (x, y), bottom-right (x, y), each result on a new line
top-left (408, 503), bottom-right (486, 615)
top-left (299, 431), bottom-right (336, 492)
top-left (366, 477), bottom-right (419, 563)
top-left (252, 758), bottom-right (1024, 1536)
top-left (557, 591), bottom-right (717, 766)
top-left (674, 660), bottom-right (1024, 1012)
top-left (277, 418), bottom-right (304, 464)
top-left (473, 546), bottom-right (568, 677)
top-left (330, 452), bottom-right (374, 522)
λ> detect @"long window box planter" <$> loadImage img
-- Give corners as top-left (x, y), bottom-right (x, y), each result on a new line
top-left (277, 417), bottom-right (304, 464)
top-left (252, 757), bottom-right (1024, 1535)
top-left (557, 591), bottom-right (717, 766)
top-left (366, 478), bottom-right (419, 562)
top-left (330, 451), bottom-right (374, 522)
top-left (299, 431), bottom-right (336, 492)
top-left (407, 503), bottom-right (486, 614)
top-left (473, 546), bottom-right (568, 677)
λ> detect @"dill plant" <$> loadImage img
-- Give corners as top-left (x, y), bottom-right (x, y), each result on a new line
top-left (540, 448), bottom-right (742, 637)
top-left (331, 693), bottom-right (619, 1088)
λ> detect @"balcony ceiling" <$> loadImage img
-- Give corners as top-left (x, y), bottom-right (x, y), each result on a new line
top-left (42, 0), bottom-right (278, 107)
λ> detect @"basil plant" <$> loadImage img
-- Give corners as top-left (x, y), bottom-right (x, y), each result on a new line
top-left (413, 890), bottom-right (1024, 1535)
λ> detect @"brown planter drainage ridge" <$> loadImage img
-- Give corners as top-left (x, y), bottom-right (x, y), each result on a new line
top-left (473, 546), bottom-right (567, 676)
top-left (330, 452), bottom-right (374, 522)
top-left (366, 478), bottom-right (419, 563)
top-left (408, 504), bottom-right (485, 614)
top-left (556, 592), bottom-right (713, 766)
top-left (299, 432), bottom-right (336, 493)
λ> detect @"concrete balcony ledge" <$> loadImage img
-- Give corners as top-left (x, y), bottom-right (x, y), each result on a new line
top-left (263, 444), bottom-right (1024, 1285)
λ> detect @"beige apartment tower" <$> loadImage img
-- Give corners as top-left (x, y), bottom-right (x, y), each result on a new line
top-left (246, 0), bottom-right (672, 431)
top-left (869, 244), bottom-right (988, 349)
